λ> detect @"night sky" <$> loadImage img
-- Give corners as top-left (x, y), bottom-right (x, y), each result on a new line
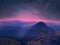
top-left (0, 0), bottom-right (60, 23)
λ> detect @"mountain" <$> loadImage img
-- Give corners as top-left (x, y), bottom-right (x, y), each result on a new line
top-left (22, 22), bottom-right (56, 41)
top-left (0, 21), bottom-right (56, 42)
top-left (0, 21), bottom-right (56, 45)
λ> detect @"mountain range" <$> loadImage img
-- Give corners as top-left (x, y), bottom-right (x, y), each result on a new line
top-left (0, 21), bottom-right (56, 41)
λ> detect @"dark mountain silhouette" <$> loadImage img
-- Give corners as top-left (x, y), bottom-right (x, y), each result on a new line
top-left (21, 22), bottom-right (55, 41)
top-left (0, 21), bottom-right (55, 42)
top-left (20, 22), bottom-right (55, 45)
top-left (0, 21), bottom-right (56, 45)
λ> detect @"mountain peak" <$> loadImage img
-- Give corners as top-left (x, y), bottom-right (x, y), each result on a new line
top-left (36, 22), bottom-right (46, 25)
top-left (33, 22), bottom-right (46, 28)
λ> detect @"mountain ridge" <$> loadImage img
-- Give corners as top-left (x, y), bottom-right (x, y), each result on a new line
top-left (0, 21), bottom-right (56, 42)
